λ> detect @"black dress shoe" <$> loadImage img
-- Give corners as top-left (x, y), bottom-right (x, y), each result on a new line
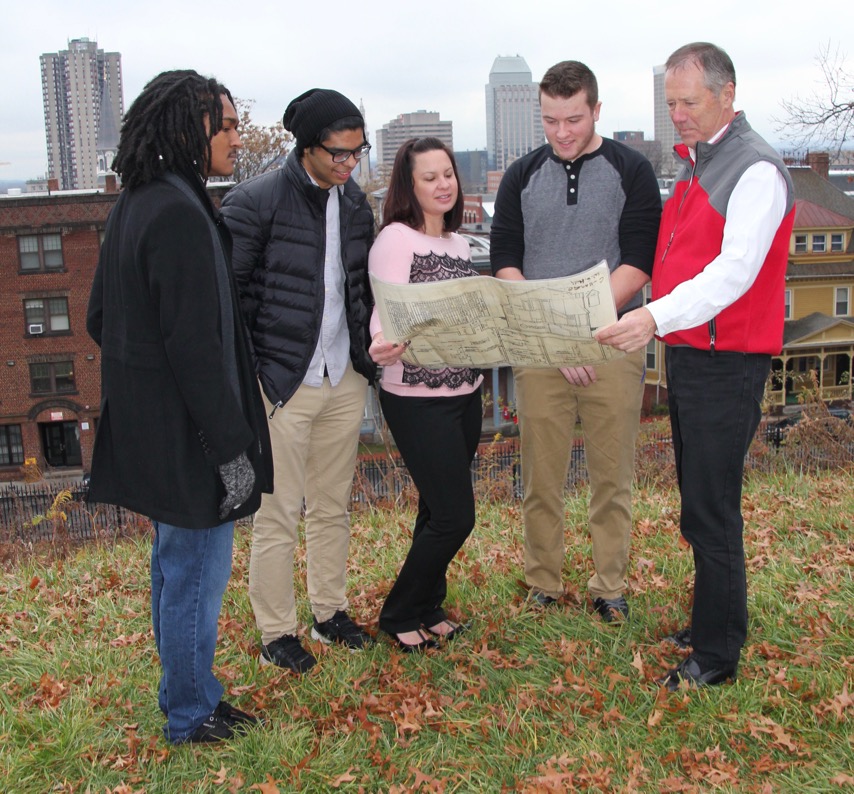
top-left (662, 626), bottom-right (692, 649)
top-left (386, 630), bottom-right (439, 653)
top-left (426, 620), bottom-right (468, 642)
top-left (658, 655), bottom-right (737, 691)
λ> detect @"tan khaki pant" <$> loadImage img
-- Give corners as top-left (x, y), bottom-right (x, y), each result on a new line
top-left (248, 364), bottom-right (367, 642)
top-left (515, 351), bottom-right (644, 600)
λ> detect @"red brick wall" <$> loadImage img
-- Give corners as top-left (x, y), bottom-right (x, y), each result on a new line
top-left (0, 184), bottom-right (235, 483)
top-left (0, 192), bottom-right (116, 481)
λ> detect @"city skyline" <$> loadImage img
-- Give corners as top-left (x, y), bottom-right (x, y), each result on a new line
top-left (2, 0), bottom-right (848, 182)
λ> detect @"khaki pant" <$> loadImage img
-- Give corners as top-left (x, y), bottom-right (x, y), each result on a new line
top-left (248, 364), bottom-right (367, 642)
top-left (515, 351), bottom-right (644, 600)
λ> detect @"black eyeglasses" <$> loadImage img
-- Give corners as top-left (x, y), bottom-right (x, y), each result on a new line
top-left (318, 142), bottom-right (372, 163)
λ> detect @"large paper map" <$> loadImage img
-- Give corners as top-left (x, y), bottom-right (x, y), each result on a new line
top-left (371, 260), bottom-right (623, 369)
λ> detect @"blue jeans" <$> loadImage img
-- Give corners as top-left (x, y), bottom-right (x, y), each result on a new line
top-left (665, 347), bottom-right (770, 669)
top-left (151, 520), bottom-right (234, 743)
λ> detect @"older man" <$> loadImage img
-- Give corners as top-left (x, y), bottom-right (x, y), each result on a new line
top-left (597, 42), bottom-right (795, 689)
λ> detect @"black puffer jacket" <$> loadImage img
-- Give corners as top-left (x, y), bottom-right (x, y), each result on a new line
top-left (221, 153), bottom-right (377, 407)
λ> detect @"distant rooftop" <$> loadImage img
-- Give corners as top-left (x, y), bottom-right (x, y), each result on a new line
top-left (489, 55), bottom-right (533, 78)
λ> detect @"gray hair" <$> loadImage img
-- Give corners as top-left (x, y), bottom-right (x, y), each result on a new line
top-left (666, 42), bottom-right (736, 93)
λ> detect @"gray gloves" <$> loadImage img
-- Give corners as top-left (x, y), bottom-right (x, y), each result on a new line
top-left (217, 451), bottom-right (255, 520)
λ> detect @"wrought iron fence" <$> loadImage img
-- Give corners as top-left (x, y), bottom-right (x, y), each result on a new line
top-left (1, 426), bottom-right (849, 544)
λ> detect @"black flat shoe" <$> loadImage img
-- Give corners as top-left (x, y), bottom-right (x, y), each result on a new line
top-left (426, 620), bottom-right (468, 642)
top-left (662, 626), bottom-right (692, 650)
top-left (386, 629), bottom-right (439, 653)
top-left (657, 655), bottom-right (737, 691)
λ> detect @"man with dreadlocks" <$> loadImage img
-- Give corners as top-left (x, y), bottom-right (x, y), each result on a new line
top-left (87, 69), bottom-right (273, 744)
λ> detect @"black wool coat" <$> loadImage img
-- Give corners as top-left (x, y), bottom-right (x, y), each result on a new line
top-left (220, 152), bottom-right (377, 408)
top-left (86, 171), bottom-right (273, 529)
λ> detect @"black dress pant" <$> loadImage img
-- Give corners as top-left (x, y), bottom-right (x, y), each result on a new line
top-left (378, 386), bottom-right (482, 634)
top-left (666, 346), bottom-right (770, 668)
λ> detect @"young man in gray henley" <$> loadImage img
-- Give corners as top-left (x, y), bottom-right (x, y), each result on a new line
top-left (490, 60), bottom-right (661, 620)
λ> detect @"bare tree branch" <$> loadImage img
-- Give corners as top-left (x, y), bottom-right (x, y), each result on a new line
top-left (775, 42), bottom-right (853, 158)
top-left (232, 99), bottom-right (293, 182)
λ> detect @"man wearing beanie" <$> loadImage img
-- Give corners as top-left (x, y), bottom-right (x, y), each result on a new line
top-left (222, 88), bottom-right (377, 673)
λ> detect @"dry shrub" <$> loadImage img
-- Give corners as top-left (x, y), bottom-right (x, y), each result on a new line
top-left (634, 419), bottom-right (676, 490)
top-left (783, 406), bottom-right (854, 472)
top-left (777, 371), bottom-right (854, 472)
top-left (473, 435), bottom-right (520, 503)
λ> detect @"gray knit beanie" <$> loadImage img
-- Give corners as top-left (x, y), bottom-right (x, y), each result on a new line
top-left (282, 89), bottom-right (362, 147)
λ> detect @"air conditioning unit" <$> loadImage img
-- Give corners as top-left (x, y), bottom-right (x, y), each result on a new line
top-left (28, 324), bottom-right (44, 335)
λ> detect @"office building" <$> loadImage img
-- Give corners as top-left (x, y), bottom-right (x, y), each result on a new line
top-left (40, 38), bottom-right (123, 190)
top-left (485, 55), bottom-right (543, 171)
top-left (454, 149), bottom-right (488, 193)
top-left (653, 64), bottom-right (680, 173)
top-left (613, 131), bottom-right (663, 175)
top-left (376, 110), bottom-right (453, 168)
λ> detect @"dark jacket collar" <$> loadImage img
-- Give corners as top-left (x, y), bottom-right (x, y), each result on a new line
top-left (282, 150), bottom-right (369, 211)
top-left (157, 166), bottom-right (220, 219)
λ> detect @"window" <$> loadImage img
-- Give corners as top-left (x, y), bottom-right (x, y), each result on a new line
top-left (812, 234), bottom-right (826, 253)
top-left (645, 339), bottom-right (657, 371)
top-left (19, 233), bottom-right (64, 271)
top-left (0, 425), bottom-right (24, 466)
top-left (24, 297), bottom-right (70, 335)
top-left (29, 361), bottom-right (76, 394)
top-left (794, 234), bottom-right (808, 253)
top-left (836, 287), bottom-right (850, 317)
top-left (784, 289), bottom-right (792, 320)
top-left (831, 233), bottom-right (845, 252)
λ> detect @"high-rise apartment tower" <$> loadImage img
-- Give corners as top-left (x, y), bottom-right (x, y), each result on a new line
top-left (40, 38), bottom-right (123, 190)
top-left (485, 55), bottom-right (543, 171)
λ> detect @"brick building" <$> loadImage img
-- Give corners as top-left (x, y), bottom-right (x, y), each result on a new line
top-left (0, 181), bottom-right (232, 482)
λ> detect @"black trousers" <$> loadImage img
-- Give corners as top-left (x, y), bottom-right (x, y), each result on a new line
top-left (378, 386), bottom-right (482, 634)
top-left (666, 346), bottom-right (770, 668)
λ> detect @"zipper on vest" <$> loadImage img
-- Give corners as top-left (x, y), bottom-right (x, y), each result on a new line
top-left (708, 318), bottom-right (716, 356)
top-left (659, 160), bottom-right (697, 267)
top-left (269, 400), bottom-right (283, 419)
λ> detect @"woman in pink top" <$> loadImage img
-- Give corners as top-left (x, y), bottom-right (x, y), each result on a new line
top-left (369, 138), bottom-right (484, 652)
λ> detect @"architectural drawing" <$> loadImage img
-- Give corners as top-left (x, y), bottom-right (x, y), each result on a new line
top-left (372, 260), bottom-right (623, 368)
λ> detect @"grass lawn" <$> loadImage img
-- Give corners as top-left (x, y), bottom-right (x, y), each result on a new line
top-left (0, 464), bottom-right (852, 792)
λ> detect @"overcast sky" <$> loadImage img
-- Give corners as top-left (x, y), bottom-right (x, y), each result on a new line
top-left (2, 0), bottom-right (848, 180)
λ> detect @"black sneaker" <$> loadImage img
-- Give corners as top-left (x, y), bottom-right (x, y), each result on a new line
top-left (311, 610), bottom-right (373, 651)
top-left (592, 595), bottom-right (629, 623)
top-left (528, 590), bottom-right (559, 609)
top-left (214, 700), bottom-right (262, 733)
top-left (260, 634), bottom-right (317, 674)
top-left (185, 709), bottom-right (235, 744)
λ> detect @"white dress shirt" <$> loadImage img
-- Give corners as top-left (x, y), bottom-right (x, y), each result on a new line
top-left (648, 124), bottom-right (788, 337)
top-left (303, 181), bottom-right (351, 387)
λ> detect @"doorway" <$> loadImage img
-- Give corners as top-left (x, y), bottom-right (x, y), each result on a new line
top-left (39, 421), bottom-right (82, 467)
